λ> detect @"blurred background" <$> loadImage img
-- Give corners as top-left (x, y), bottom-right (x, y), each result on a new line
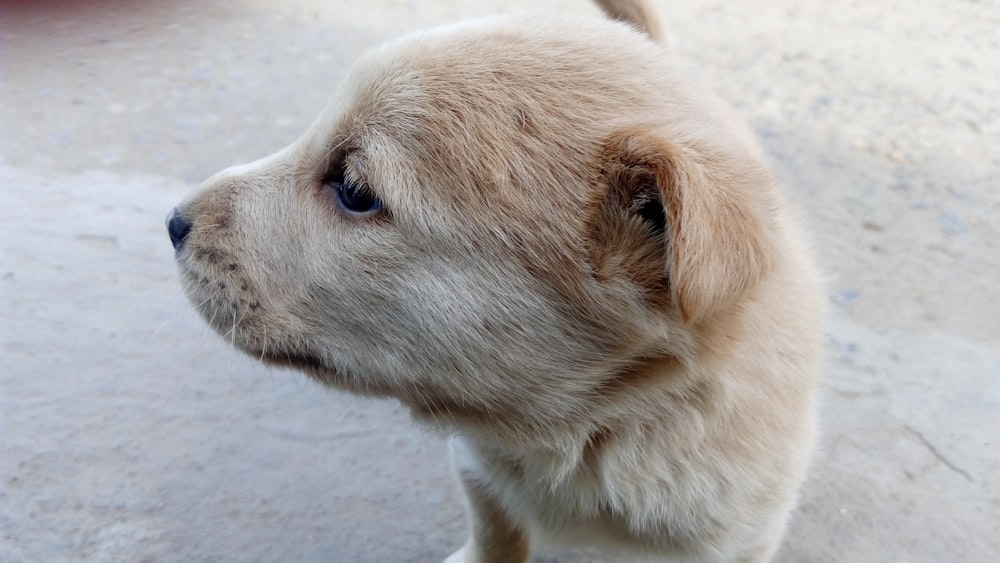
top-left (1, 1), bottom-right (997, 561)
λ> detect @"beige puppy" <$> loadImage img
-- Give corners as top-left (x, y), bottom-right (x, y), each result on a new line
top-left (167, 1), bottom-right (823, 561)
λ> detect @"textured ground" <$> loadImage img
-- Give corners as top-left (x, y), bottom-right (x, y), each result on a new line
top-left (2, 0), bottom-right (998, 561)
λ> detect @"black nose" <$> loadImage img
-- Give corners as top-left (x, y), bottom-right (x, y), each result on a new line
top-left (166, 207), bottom-right (192, 251)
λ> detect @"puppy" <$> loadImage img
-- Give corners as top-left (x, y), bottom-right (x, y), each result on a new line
top-left (167, 1), bottom-right (823, 561)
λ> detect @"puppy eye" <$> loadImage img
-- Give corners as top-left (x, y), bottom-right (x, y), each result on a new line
top-left (337, 180), bottom-right (382, 215)
top-left (325, 167), bottom-right (383, 217)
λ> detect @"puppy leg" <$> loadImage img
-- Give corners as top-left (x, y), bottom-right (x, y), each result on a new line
top-left (446, 444), bottom-right (529, 563)
top-left (736, 512), bottom-right (791, 563)
top-left (445, 475), bottom-right (529, 563)
top-left (738, 537), bottom-right (782, 563)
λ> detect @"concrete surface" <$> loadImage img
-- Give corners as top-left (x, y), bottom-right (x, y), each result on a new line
top-left (1, 0), bottom-right (998, 561)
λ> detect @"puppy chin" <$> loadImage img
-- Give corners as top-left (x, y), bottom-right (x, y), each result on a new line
top-left (252, 348), bottom-right (341, 384)
top-left (257, 350), bottom-right (327, 374)
top-left (255, 347), bottom-right (402, 398)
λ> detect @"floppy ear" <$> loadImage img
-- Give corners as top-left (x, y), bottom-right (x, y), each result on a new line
top-left (596, 129), bottom-right (775, 325)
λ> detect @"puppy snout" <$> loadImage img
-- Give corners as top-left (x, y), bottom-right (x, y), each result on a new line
top-left (166, 207), bottom-right (192, 251)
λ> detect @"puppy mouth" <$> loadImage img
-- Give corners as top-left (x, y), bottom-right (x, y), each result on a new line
top-left (182, 289), bottom-right (327, 375)
top-left (257, 350), bottom-right (327, 373)
top-left (174, 240), bottom-right (363, 389)
top-left (257, 348), bottom-right (372, 392)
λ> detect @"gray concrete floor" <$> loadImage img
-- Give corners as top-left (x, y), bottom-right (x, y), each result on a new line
top-left (2, 1), bottom-right (998, 561)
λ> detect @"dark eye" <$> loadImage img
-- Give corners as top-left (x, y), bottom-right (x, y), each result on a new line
top-left (325, 167), bottom-right (383, 216)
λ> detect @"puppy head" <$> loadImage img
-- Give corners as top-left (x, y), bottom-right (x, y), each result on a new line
top-left (171, 15), bottom-right (776, 441)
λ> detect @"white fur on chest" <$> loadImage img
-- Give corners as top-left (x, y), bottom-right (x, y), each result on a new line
top-left (451, 433), bottom-right (753, 561)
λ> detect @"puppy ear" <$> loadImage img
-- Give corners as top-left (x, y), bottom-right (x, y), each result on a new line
top-left (596, 129), bottom-right (775, 325)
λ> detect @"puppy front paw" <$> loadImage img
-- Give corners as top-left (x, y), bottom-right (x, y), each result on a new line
top-left (442, 542), bottom-right (472, 563)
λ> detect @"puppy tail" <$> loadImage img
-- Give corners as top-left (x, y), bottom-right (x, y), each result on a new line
top-left (593, 0), bottom-right (666, 43)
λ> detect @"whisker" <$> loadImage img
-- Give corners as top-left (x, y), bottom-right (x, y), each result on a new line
top-left (206, 299), bottom-right (221, 331)
top-left (230, 309), bottom-right (238, 346)
top-left (150, 317), bottom-right (173, 338)
top-left (240, 368), bottom-right (260, 393)
top-left (259, 326), bottom-right (268, 363)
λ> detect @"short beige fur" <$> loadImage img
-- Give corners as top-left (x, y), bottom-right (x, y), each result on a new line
top-left (172, 1), bottom-right (823, 561)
